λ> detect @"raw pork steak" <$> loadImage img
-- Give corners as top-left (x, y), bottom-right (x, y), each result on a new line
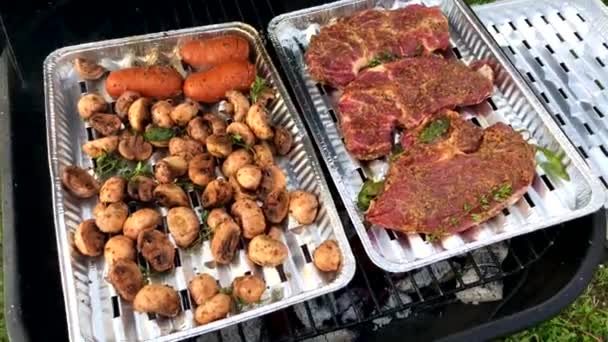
top-left (338, 56), bottom-right (494, 160)
top-left (366, 110), bottom-right (536, 235)
top-left (305, 5), bottom-right (449, 88)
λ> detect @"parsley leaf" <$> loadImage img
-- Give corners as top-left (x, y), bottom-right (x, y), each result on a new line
top-left (368, 52), bottom-right (398, 67)
top-left (492, 183), bottom-right (512, 202)
top-left (463, 202), bottom-right (472, 212)
top-left (143, 127), bottom-right (175, 142)
top-left (471, 213), bottom-right (483, 222)
top-left (94, 152), bottom-right (128, 179)
top-left (536, 146), bottom-right (570, 181)
top-left (449, 217), bottom-right (460, 226)
top-left (479, 195), bottom-right (490, 209)
top-left (357, 180), bottom-right (385, 211)
top-left (250, 76), bottom-right (268, 104)
top-left (419, 117), bottom-right (451, 144)
top-left (118, 161), bottom-right (152, 180)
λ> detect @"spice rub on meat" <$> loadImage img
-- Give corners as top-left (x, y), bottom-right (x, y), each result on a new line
top-left (366, 110), bottom-right (536, 235)
top-left (338, 56), bottom-right (494, 160)
top-left (305, 5), bottom-right (449, 88)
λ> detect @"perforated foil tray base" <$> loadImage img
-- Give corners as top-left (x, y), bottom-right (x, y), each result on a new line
top-left (476, 0), bottom-right (608, 203)
top-left (44, 23), bottom-right (355, 342)
top-left (268, 0), bottom-right (604, 273)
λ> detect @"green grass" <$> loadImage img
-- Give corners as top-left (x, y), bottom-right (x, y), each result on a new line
top-left (504, 264), bottom-right (608, 342)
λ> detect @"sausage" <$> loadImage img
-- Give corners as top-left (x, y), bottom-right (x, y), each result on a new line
top-left (180, 35), bottom-right (250, 69)
top-left (184, 61), bottom-right (256, 103)
top-left (106, 66), bottom-right (183, 99)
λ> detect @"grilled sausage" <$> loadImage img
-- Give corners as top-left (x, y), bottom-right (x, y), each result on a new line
top-left (184, 61), bottom-right (256, 103)
top-left (180, 35), bottom-right (250, 69)
top-left (106, 66), bottom-right (183, 99)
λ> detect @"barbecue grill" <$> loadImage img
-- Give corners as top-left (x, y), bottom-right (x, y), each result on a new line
top-left (0, 0), bottom-right (606, 341)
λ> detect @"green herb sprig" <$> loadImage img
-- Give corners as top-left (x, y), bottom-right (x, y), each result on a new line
top-left (143, 127), bottom-right (176, 142)
top-left (250, 76), bottom-right (268, 104)
top-left (357, 180), bottom-right (385, 211)
top-left (419, 117), bottom-right (451, 144)
top-left (94, 152), bottom-right (128, 179)
top-left (368, 52), bottom-right (398, 68)
top-left (536, 146), bottom-right (570, 181)
top-left (186, 210), bottom-right (212, 250)
top-left (118, 161), bottom-right (152, 180)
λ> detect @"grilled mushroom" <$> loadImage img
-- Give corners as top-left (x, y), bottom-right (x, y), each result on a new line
top-left (89, 113), bottom-right (122, 136)
top-left (170, 100), bottom-right (199, 126)
top-left (74, 219), bottom-right (105, 257)
top-left (82, 136), bottom-right (119, 158)
top-left (151, 99), bottom-right (175, 128)
top-left (115, 91), bottom-right (141, 121)
top-left (246, 104), bottom-right (273, 140)
top-left (225, 90), bottom-right (250, 122)
top-left (137, 230), bottom-right (175, 272)
top-left (61, 165), bottom-right (100, 198)
top-left (118, 135), bottom-right (153, 161)
top-left (153, 183), bottom-right (190, 208)
top-left (74, 57), bottom-right (106, 80)
top-left (133, 284), bottom-right (180, 317)
top-left (77, 93), bottom-right (107, 119)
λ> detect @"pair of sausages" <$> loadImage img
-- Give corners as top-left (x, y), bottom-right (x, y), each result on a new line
top-left (105, 35), bottom-right (255, 103)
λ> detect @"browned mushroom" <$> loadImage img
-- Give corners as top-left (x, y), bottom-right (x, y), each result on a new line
top-left (77, 93), bottom-right (107, 119)
top-left (153, 183), bottom-right (189, 208)
top-left (273, 126), bottom-right (293, 156)
top-left (74, 57), bottom-right (106, 80)
top-left (108, 259), bottom-right (144, 302)
top-left (89, 113), bottom-right (122, 136)
top-left (127, 175), bottom-right (156, 202)
top-left (137, 230), bottom-right (175, 272)
top-left (74, 219), bottom-right (105, 257)
top-left (201, 179), bottom-right (233, 208)
top-left (61, 165), bottom-right (100, 198)
top-left (187, 117), bottom-right (212, 145)
top-left (189, 153), bottom-right (216, 187)
top-left (203, 113), bottom-right (227, 135)
top-left (118, 135), bottom-right (153, 161)
top-left (115, 91), bottom-right (141, 122)
top-left (263, 188), bottom-right (289, 223)
top-left (211, 219), bottom-right (241, 264)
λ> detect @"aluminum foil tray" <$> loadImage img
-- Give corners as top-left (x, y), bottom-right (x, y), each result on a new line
top-left (268, 0), bottom-right (604, 273)
top-left (475, 0), bottom-right (608, 205)
top-left (44, 23), bottom-right (355, 342)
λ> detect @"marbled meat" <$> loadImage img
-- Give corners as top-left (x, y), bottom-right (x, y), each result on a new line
top-left (338, 56), bottom-right (494, 160)
top-left (305, 5), bottom-right (449, 88)
top-left (366, 110), bottom-right (536, 235)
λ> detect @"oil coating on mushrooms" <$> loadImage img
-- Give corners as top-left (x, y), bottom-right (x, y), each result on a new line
top-left (263, 188), bottom-right (289, 223)
top-left (222, 149), bottom-right (253, 178)
top-left (82, 136), bottom-right (119, 158)
top-left (273, 126), bottom-right (293, 156)
top-left (94, 201), bottom-right (129, 233)
top-left (168, 137), bottom-right (205, 161)
top-left (89, 113), bottom-right (122, 136)
top-left (187, 117), bottom-right (212, 145)
top-left (77, 93), bottom-right (107, 119)
top-left (201, 178), bottom-right (233, 208)
top-left (232, 275), bottom-right (266, 304)
top-left (115, 91), bottom-right (141, 121)
top-left (188, 273), bottom-right (219, 306)
top-left (206, 133), bottom-right (233, 158)
top-left (289, 190), bottom-right (319, 225)
top-left (74, 219), bottom-right (105, 257)
top-left (166, 206), bottom-right (200, 248)
top-left (225, 90), bottom-right (250, 122)
top-left (163, 156), bottom-right (188, 176)
top-left (137, 230), bottom-right (175, 272)
top-left (211, 219), bottom-right (241, 264)
top-left (206, 208), bottom-right (232, 232)
top-left (128, 97), bottom-right (152, 132)
top-left (229, 176), bottom-right (257, 202)
top-left (61, 165), bottom-right (100, 198)
top-left (313, 240), bottom-right (342, 272)
top-left (246, 104), bottom-right (274, 140)
top-left (170, 99), bottom-right (199, 126)
top-left (247, 234), bottom-right (288, 267)
top-left (133, 284), bottom-right (180, 317)
top-left (99, 176), bottom-right (127, 203)
top-left (259, 165), bottom-right (287, 200)
top-left (194, 293), bottom-right (231, 325)
top-left (118, 135), bottom-right (153, 161)
top-left (252, 142), bottom-right (274, 168)
top-left (235, 164), bottom-right (262, 191)
top-left (226, 122), bottom-right (256, 146)
top-left (153, 183), bottom-right (189, 208)
top-left (127, 175), bottom-right (156, 202)
top-left (151, 99), bottom-right (175, 128)
top-left (189, 153), bottom-right (215, 187)
top-left (123, 208), bottom-right (162, 240)
top-left (74, 57), bottom-right (106, 80)
top-left (104, 235), bottom-right (136, 265)
top-left (108, 259), bottom-right (144, 302)
top-left (231, 199), bottom-right (266, 239)
top-left (203, 113), bottom-right (227, 135)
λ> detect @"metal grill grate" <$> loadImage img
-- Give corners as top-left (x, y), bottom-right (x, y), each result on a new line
top-left (183, 225), bottom-right (560, 342)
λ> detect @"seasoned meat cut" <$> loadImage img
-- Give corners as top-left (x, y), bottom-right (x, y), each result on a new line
top-left (338, 57), bottom-right (494, 160)
top-left (366, 110), bottom-right (536, 235)
top-left (305, 5), bottom-right (449, 87)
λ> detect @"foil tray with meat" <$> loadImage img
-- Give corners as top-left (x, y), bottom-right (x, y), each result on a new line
top-left (44, 23), bottom-right (355, 342)
top-left (268, 0), bottom-right (604, 272)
